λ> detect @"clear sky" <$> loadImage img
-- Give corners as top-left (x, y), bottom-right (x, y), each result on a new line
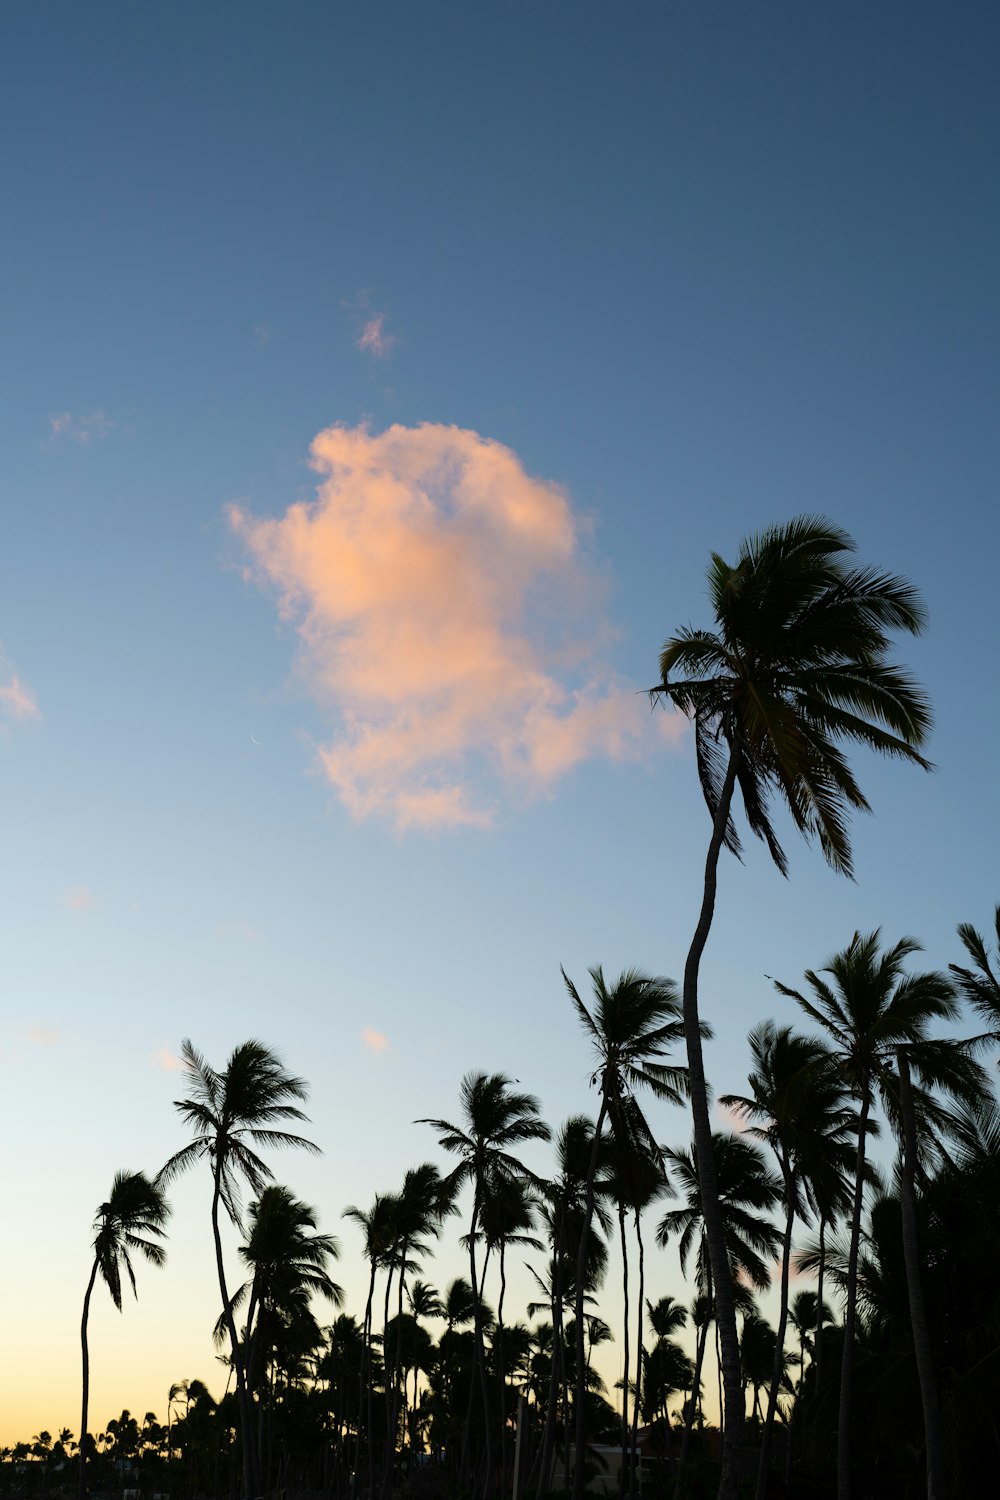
top-left (2, 0), bottom-right (999, 1446)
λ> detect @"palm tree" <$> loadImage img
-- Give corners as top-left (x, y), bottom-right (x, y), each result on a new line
top-left (658, 1131), bottom-right (781, 1478)
top-left (159, 1039), bottom-right (318, 1500)
top-left (419, 1072), bottom-right (550, 1496)
top-left (343, 1191), bottom-right (399, 1494)
top-left (720, 1023), bottom-right (856, 1500)
top-left (951, 905), bottom-right (1000, 1050)
top-left (649, 518), bottom-right (931, 1500)
top-left (562, 965), bottom-right (689, 1500)
top-left (776, 932), bottom-right (985, 1500)
top-left (80, 1171), bottom-right (169, 1500)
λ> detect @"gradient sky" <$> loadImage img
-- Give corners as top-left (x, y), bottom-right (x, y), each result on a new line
top-left (2, 1), bottom-right (999, 1446)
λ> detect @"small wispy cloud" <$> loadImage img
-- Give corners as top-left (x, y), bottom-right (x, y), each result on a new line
top-left (62, 884), bottom-right (96, 912)
top-left (152, 1046), bottom-right (185, 1073)
top-left (48, 410), bottom-right (116, 445)
top-left (347, 292), bottom-right (397, 359)
top-left (357, 313), bottom-right (396, 359)
top-left (360, 1026), bottom-right (389, 1054)
top-left (25, 1026), bottom-right (60, 1048)
top-left (0, 657), bottom-right (39, 725)
top-left (253, 323), bottom-right (272, 348)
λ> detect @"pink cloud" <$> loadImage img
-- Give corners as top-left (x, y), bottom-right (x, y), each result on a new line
top-left (25, 1027), bottom-right (59, 1047)
top-left (152, 1046), bottom-right (185, 1073)
top-left (229, 422), bottom-right (685, 830)
top-left (62, 884), bottom-right (95, 912)
top-left (0, 663), bottom-right (39, 723)
top-left (361, 1026), bottom-right (389, 1054)
top-left (48, 410), bottom-right (115, 445)
top-left (357, 313), bottom-right (396, 359)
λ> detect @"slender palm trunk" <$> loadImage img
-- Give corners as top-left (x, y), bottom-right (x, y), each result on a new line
top-left (467, 1193), bottom-right (495, 1499)
top-left (352, 1261), bottom-right (378, 1500)
top-left (618, 1201), bottom-right (630, 1500)
top-left (571, 1093), bottom-right (609, 1500)
top-left (896, 1052), bottom-right (945, 1500)
top-left (79, 1259), bottom-right (99, 1500)
top-left (755, 1165), bottom-right (796, 1500)
top-left (814, 1215), bottom-right (827, 1392)
top-left (681, 744), bottom-right (743, 1500)
top-left (497, 1242), bottom-right (509, 1496)
top-left (535, 1227), bottom-right (564, 1495)
top-left (628, 1210), bottom-right (647, 1500)
top-left (676, 1270), bottom-right (712, 1500)
top-left (837, 1091), bottom-right (871, 1500)
top-left (212, 1169), bottom-right (259, 1500)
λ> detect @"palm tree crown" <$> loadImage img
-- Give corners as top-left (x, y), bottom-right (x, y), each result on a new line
top-left (91, 1171), bottom-right (170, 1309)
top-left (651, 516), bottom-right (931, 877)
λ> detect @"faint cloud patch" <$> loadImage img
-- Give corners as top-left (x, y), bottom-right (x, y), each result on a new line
top-left (26, 1026), bottom-right (60, 1047)
top-left (62, 884), bottom-right (96, 912)
top-left (347, 292), bottom-right (397, 359)
top-left (0, 656), bottom-right (39, 726)
top-left (48, 410), bottom-right (116, 445)
top-left (152, 1046), bottom-right (185, 1073)
top-left (253, 323), bottom-right (272, 348)
top-left (361, 1025), bottom-right (389, 1054)
top-left (229, 421), bottom-right (685, 831)
top-left (216, 918), bottom-right (260, 943)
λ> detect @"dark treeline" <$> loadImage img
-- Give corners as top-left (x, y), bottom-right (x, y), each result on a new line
top-left (6, 522), bottom-right (1000, 1500)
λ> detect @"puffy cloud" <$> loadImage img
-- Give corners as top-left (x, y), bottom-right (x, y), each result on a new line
top-left (230, 422), bottom-right (684, 830)
top-left (48, 410), bottom-right (115, 444)
top-left (360, 1026), bottom-right (389, 1054)
top-left (62, 884), bottom-right (95, 912)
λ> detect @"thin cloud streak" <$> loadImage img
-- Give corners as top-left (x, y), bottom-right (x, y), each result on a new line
top-left (230, 422), bottom-right (684, 829)
top-left (48, 410), bottom-right (115, 445)
top-left (0, 661), bottom-right (39, 724)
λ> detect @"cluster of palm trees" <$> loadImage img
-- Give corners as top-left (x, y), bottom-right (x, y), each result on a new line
top-left (9, 519), bottom-right (1000, 1500)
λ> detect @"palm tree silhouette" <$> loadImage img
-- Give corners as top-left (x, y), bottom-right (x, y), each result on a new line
top-left (562, 964), bottom-right (689, 1500)
top-left (79, 1171), bottom-right (169, 1500)
top-left (419, 1072), bottom-right (550, 1496)
top-left (776, 932), bottom-right (984, 1500)
top-left (720, 1022), bottom-right (856, 1500)
top-left (650, 517), bottom-right (931, 1500)
top-left (159, 1038), bottom-right (318, 1500)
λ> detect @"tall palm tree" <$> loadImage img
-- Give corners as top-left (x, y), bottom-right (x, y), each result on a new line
top-left (562, 965), bottom-right (689, 1500)
top-left (159, 1039), bottom-right (318, 1500)
top-left (776, 932), bottom-right (985, 1500)
top-left (720, 1023), bottom-right (856, 1500)
top-left (419, 1072), bottom-right (550, 1497)
top-left (650, 518), bottom-right (931, 1500)
top-left (343, 1191), bottom-right (399, 1494)
top-left (80, 1171), bottom-right (169, 1500)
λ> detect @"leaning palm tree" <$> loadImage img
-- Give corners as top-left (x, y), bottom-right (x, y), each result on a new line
top-left (777, 933), bottom-right (986, 1500)
top-left (80, 1172), bottom-right (169, 1500)
top-left (562, 965), bottom-right (689, 1500)
top-left (419, 1073), bottom-right (550, 1497)
top-left (649, 518), bottom-right (931, 1500)
top-left (159, 1039), bottom-right (318, 1500)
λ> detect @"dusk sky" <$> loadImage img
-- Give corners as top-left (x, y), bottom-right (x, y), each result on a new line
top-left (2, 2), bottom-right (999, 1445)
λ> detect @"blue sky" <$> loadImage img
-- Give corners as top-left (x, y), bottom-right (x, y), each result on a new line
top-left (1, 1), bottom-right (999, 1441)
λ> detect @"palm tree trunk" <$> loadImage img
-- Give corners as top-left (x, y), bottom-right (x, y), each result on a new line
top-left (535, 1231), bottom-right (564, 1495)
top-left (837, 1090), bottom-right (871, 1500)
top-left (352, 1261), bottom-right (378, 1500)
top-left (755, 1166), bottom-right (796, 1500)
top-left (497, 1242), bottom-right (509, 1497)
top-left (467, 1195), bottom-right (495, 1500)
top-left (628, 1209), bottom-right (647, 1500)
top-left (571, 1093), bottom-right (609, 1500)
top-left (211, 1168), bottom-right (259, 1500)
top-left (814, 1215), bottom-right (827, 1393)
top-left (79, 1258), bottom-right (99, 1500)
top-left (896, 1051), bottom-right (946, 1500)
top-left (676, 1269), bottom-right (712, 1500)
top-left (681, 743), bottom-right (743, 1500)
top-left (618, 1201), bottom-right (630, 1500)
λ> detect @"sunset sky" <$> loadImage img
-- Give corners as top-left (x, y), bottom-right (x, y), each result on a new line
top-left (2, 2), bottom-right (1000, 1445)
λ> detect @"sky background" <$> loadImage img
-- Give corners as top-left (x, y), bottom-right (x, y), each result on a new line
top-left (2, 0), bottom-right (999, 1446)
